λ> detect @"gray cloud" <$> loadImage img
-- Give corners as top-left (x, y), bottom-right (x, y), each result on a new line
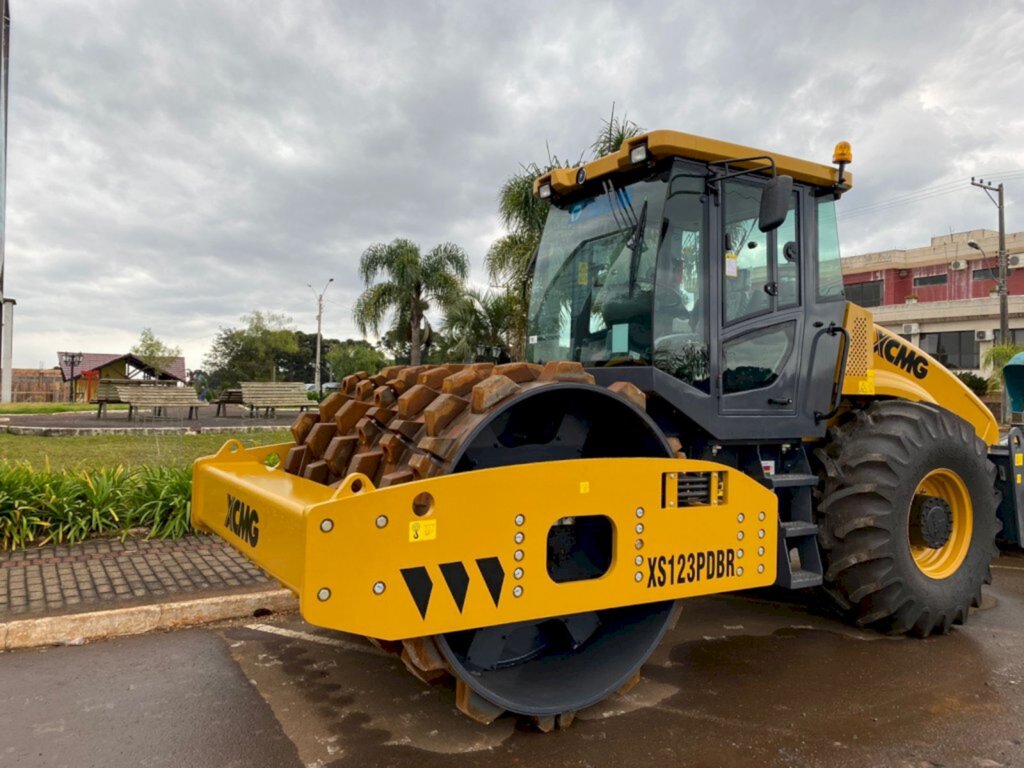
top-left (6, 0), bottom-right (1024, 370)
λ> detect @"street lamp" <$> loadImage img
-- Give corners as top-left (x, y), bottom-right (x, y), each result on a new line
top-left (967, 239), bottom-right (1008, 340)
top-left (307, 278), bottom-right (334, 398)
top-left (62, 351), bottom-right (83, 403)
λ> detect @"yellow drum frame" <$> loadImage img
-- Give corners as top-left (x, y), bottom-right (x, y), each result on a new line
top-left (192, 441), bottom-right (780, 641)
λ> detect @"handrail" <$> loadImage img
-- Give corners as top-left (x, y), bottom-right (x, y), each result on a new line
top-left (814, 322), bottom-right (851, 424)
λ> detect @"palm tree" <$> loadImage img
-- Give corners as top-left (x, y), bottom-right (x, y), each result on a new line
top-left (486, 162), bottom-right (562, 289)
top-left (984, 343), bottom-right (1024, 391)
top-left (486, 162), bottom-right (570, 359)
top-left (444, 288), bottom-right (518, 362)
top-left (354, 239), bottom-right (468, 366)
top-left (486, 106), bottom-right (645, 358)
top-left (591, 104), bottom-right (644, 158)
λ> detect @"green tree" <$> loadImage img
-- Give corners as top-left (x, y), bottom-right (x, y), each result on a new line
top-left (130, 328), bottom-right (182, 377)
top-left (486, 106), bottom-right (644, 358)
top-left (443, 288), bottom-right (517, 363)
top-left (984, 343), bottom-right (1024, 391)
top-left (353, 239), bottom-right (468, 366)
top-left (279, 331), bottom-right (342, 384)
top-left (324, 339), bottom-right (390, 381)
top-left (485, 166), bottom-right (565, 359)
top-left (590, 103), bottom-right (644, 157)
top-left (486, 172), bottom-right (549, 292)
top-left (203, 312), bottom-right (299, 391)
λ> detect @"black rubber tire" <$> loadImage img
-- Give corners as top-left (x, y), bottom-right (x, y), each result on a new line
top-left (815, 400), bottom-right (1000, 637)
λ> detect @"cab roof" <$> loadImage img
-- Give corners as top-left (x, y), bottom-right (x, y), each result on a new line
top-left (533, 129), bottom-right (852, 198)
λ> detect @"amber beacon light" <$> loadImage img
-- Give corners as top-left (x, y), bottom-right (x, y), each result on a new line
top-left (832, 140), bottom-right (852, 186)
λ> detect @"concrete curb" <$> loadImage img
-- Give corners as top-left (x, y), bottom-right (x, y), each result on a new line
top-left (4, 424), bottom-right (290, 437)
top-left (0, 588), bottom-right (298, 651)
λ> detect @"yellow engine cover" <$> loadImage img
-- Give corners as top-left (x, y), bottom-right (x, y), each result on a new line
top-left (192, 442), bottom-right (779, 640)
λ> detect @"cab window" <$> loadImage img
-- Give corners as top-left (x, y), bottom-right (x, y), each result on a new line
top-left (653, 172), bottom-right (709, 392)
top-left (722, 179), bottom-right (771, 324)
top-left (776, 193), bottom-right (800, 309)
top-left (817, 197), bottom-right (845, 300)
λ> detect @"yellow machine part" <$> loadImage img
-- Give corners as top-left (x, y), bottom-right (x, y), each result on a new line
top-left (840, 302), bottom-right (999, 445)
top-left (533, 129), bottom-right (851, 197)
top-left (192, 441), bottom-right (779, 641)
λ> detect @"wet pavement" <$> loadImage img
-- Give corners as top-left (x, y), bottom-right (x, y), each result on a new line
top-left (3, 555), bottom-right (1024, 767)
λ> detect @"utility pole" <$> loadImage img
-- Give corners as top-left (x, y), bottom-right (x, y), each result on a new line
top-left (971, 178), bottom-right (1008, 343)
top-left (1, 299), bottom-right (12, 402)
top-left (308, 278), bottom-right (333, 398)
top-left (972, 177), bottom-right (1010, 421)
top-left (0, 3), bottom-right (11, 404)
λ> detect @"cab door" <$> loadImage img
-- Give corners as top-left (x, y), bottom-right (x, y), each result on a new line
top-left (716, 177), bottom-right (804, 416)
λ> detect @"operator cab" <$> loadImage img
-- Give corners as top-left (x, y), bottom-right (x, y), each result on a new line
top-left (527, 131), bottom-right (851, 441)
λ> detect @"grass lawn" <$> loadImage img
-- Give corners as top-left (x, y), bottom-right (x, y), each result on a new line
top-left (0, 403), bottom-right (129, 415)
top-left (0, 430), bottom-right (292, 471)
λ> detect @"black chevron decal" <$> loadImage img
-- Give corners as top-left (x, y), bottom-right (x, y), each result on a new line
top-left (475, 557), bottom-right (504, 607)
top-left (439, 561), bottom-right (470, 612)
top-left (400, 566), bottom-right (433, 619)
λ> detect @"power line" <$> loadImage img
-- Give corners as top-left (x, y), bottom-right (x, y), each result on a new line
top-left (842, 179), bottom-right (968, 213)
top-left (838, 168), bottom-right (1024, 219)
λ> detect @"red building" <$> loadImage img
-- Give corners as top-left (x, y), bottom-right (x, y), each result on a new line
top-left (841, 229), bottom-right (1024, 372)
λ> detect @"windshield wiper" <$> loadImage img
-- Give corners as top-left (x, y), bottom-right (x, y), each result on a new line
top-left (602, 180), bottom-right (632, 233)
top-left (627, 199), bottom-right (648, 297)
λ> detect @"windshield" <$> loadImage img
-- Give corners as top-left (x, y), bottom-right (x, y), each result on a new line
top-left (527, 175), bottom-right (668, 365)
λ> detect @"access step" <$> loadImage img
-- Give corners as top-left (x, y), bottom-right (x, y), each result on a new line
top-left (785, 569), bottom-right (824, 589)
top-left (770, 473), bottom-right (820, 489)
top-left (781, 520), bottom-right (818, 539)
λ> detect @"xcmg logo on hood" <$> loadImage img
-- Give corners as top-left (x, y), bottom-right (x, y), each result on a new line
top-left (224, 494), bottom-right (260, 547)
top-left (874, 331), bottom-right (929, 380)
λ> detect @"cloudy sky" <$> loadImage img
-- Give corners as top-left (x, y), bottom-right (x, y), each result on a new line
top-left (5, 1), bottom-right (1024, 370)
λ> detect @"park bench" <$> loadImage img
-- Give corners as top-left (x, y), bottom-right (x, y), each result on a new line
top-left (115, 384), bottom-right (204, 420)
top-left (214, 388), bottom-right (244, 416)
top-left (94, 379), bottom-right (198, 419)
top-left (239, 381), bottom-right (312, 417)
top-left (93, 380), bottom-right (128, 418)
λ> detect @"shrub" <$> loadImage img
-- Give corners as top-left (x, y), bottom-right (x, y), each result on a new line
top-left (955, 371), bottom-right (990, 398)
top-left (0, 461), bottom-right (193, 550)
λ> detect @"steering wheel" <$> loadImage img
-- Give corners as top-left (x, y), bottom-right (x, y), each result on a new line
top-left (654, 283), bottom-right (687, 313)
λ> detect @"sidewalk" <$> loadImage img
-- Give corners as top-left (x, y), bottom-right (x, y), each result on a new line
top-left (0, 535), bottom-right (296, 649)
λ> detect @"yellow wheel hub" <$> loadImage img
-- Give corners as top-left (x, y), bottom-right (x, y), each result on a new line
top-left (909, 469), bottom-right (972, 580)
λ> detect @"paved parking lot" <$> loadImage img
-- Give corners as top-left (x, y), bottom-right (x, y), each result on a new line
top-left (3, 555), bottom-right (1024, 768)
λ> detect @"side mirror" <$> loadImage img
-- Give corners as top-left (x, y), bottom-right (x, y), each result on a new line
top-left (758, 175), bottom-right (793, 233)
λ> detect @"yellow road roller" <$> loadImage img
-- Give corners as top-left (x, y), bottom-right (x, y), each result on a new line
top-left (193, 130), bottom-right (1024, 729)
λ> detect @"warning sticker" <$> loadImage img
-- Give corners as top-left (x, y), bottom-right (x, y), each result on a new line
top-left (724, 252), bottom-right (738, 278)
top-left (409, 520), bottom-right (437, 542)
